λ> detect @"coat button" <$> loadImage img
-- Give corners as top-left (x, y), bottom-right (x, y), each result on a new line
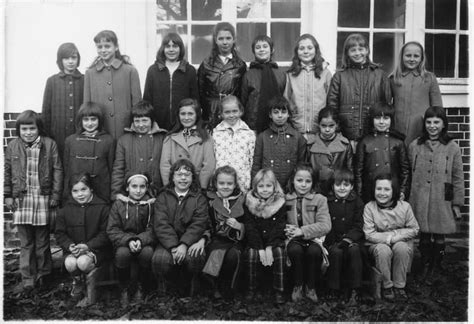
top-left (375, 163), bottom-right (379, 167)
top-left (109, 113), bottom-right (114, 117)
top-left (140, 158), bottom-right (144, 161)
top-left (270, 160), bottom-right (274, 163)
top-left (149, 158), bottom-right (153, 161)
top-left (69, 81), bottom-right (73, 85)
top-left (263, 230), bottom-right (266, 233)
top-left (108, 97), bottom-right (113, 101)
top-left (69, 93), bottom-right (73, 97)
top-left (107, 81), bottom-right (112, 85)
top-left (69, 106), bottom-right (73, 109)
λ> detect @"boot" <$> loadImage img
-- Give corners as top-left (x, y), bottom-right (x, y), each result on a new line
top-left (76, 268), bottom-right (99, 307)
top-left (371, 266), bottom-right (383, 300)
top-left (132, 282), bottom-right (144, 303)
top-left (120, 286), bottom-right (130, 308)
top-left (419, 241), bottom-right (433, 279)
top-left (432, 243), bottom-right (446, 273)
top-left (70, 275), bottom-right (84, 300)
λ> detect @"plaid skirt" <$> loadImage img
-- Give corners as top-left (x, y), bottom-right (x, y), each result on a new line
top-left (13, 189), bottom-right (50, 226)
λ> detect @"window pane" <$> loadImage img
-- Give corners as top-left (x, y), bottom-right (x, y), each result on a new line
top-left (425, 33), bottom-right (455, 77)
top-left (460, 0), bottom-right (468, 30)
top-left (237, 0), bottom-right (269, 18)
top-left (237, 23), bottom-right (267, 62)
top-left (338, 0), bottom-right (370, 27)
top-left (157, 0), bottom-right (186, 21)
top-left (425, 0), bottom-right (456, 29)
top-left (336, 32), bottom-right (369, 68)
top-left (271, 23), bottom-right (300, 61)
top-left (459, 35), bottom-right (468, 78)
top-left (157, 25), bottom-right (189, 61)
top-left (191, 0), bottom-right (222, 20)
top-left (191, 25), bottom-right (214, 64)
top-left (374, 0), bottom-right (406, 28)
top-left (373, 33), bottom-right (405, 73)
top-left (271, 0), bottom-right (300, 18)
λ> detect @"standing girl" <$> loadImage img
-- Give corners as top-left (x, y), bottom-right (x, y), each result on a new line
top-left (63, 102), bottom-right (115, 202)
top-left (243, 168), bottom-right (287, 304)
top-left (42, 42), bottom-right (84, 159)
top-left (143, 32), bottom-right (198, 131)
top-left (107, 172), bottom-right (156, 306)
top-left (198, 22), bottom-right (247, 128)
top-left (408, 106), bottom-right (464, 278)
top-left (160, 98), bottom-right (216, 190)
top-left (55, 173), bottom-right (111, 306)
top-left (212, 95), bottom-right (256, 192)
top-left (391, 41), bottom-right (443, 145)
top-left (241, 35), bottom-right (286, 133)
top-left (284, 34), bottom-right (332, 143)
top-left (363, 174), bottom-right (419, 300)
top-left (203, 166), bottom-right (246, 298)
top-left (285, 164), bottom-right (331, 303)
top-left (4, 110), bottom-right (63, 292)
top-left (309, 107), bottom-right (353, 195)
top-left (327, 33), bottom-right (391, 149)
top-left (84, 30), bottom-right (142, 139)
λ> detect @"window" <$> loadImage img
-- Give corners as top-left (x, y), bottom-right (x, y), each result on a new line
top-left (336, 0), bottom-right (406, 73)
top-left (424, 0), bottom-right (469, 78)
top-left (156, 0), bottom-right (301, 64)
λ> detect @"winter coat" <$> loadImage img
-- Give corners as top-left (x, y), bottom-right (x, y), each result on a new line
top-left (355, 131), bottom-right (410, 203)
top-left (106, 195), bottom-right (156, 249)
top-left (309, 133), bottom-right (353, 194)
top-left (111, 122), bottom-right (166, 199)
top-left (4, 137), bottom-right (63, 201)
top-left (251, 123), bottom-right (307, 189)
top-left (391, 71), bottom-right (442, 145)
top-left (325, 191), bottom-right (364, 247)
top-left (143, 60), bottom-right (198, 131)
top-left (363, 200), bottom-right (419, 245)
top-left (408, 139), bottom-right (464, 234)
top-left (153, 188), bottom-right (209, 250)
top-left (326, 63), bottom-right (392, 140)
top-left (212, 120), bottom-right (256, 191)
top-left (284, 67), bottom-right (332, 138)
top-left (207, 191), bottom-right (246, 243)
top-left (63, 131), bottom-right (115, 202)
top-left (285, 192), bottom-right (331, 242)
top-left (240, 63), bottom-right (286, 130)
top-left (84, 58), bottom-right (142, 139)
top-left (197, 55), bottom-right (247, 127)
top-left (55, 195), bottom-right (112, 265)
top-left (42, 70), bottom-right (84, 158)
top-left (160, 131), bottom-right (216, 189)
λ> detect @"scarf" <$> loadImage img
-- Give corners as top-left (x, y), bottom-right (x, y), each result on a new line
top-left (216, 191), bottom-right (242, 214)
top-left (183, 126), bottom-right (197, 142)
top-left (81, 130), bottom-right (98, 137)
top-left (250, 60), bottom-right (280, 133)
top-left (245, 190), bottom-right (285, 219)
top-left (269, 122), bottom-right (290, 144)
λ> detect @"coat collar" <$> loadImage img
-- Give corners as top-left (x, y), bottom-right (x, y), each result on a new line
top-left (170, 131), bottom-right (202, 147)
top-left (326, 190), bottom-right (357, 202)
top-left (95, 58), bottom-right (123, 71)
top-left (214, 119), bottom-right (251, 132)
top-left (124, 122), bottom-right (167, 134)
top-left (266, 123), bottom-right (298, 136)
top-left (401, 70), bottom-right (421, 77)
top-left (310, 133), bottom-right (349, 154)
top-left (285, 191), bottom-right (319, 202)
top-left (59, 69), bottom-right (83, 79)
top-left (156, 59), bottom-right (189, 72)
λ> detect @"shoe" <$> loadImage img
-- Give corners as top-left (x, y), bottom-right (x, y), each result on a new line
top-left (275, 291), bottom-right (285, 304)
top-left (291, 285), bottom-right (303, 302)
top-left (120, 288), bottom-right (130, 308)
top-left (132, 284), bottom-right (144, 303)
top-left (305, 288), bottom-right (319, 303)
top-left (343, 289), bottom-right (358, 306)
top-left (213, 288), bottom-right (223, 299)
top-left (70, 276), bottom-right (84, 299)
top-left (394, 288), bottom-right (408, 299)
top-left (245, 290), bottom-right (255, 301)
top-left (382, 287), bottom-right (395, 300)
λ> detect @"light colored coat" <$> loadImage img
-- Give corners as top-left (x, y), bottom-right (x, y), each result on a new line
top-left (160, 132), bottom-right (216, 189)
top-left (212, 120), bottom-right (256, 191)
top-left (408, 139), bottom-right (464, 234)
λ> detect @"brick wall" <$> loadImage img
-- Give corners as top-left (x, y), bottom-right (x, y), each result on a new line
top-left (3, 109), bottom-right (471, 250)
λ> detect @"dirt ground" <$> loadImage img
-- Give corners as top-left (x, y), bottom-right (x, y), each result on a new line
top-left (3, 239), bottom-right (468, 321)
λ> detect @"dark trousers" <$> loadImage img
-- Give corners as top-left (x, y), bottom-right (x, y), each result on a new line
top-left (114, 246), bottom-right (154, 286)
top-left (287, 240), bottom-right (322, 289)
top-left (326, 243), bottom-right (363, 290)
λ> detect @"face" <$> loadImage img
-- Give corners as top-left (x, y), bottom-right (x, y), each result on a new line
top-left (254, 40), bottom-right (272, 62)
top-left (269, 108), bottom-right (289, 127)
top-left (256, 178), bottom-right (275, 199)
top-left (133, 116), bottom-right (152, 134)
top-left (374, 179), bottom-right (393, 205)
top-left (297, 38), bottom-right (316, 65)
top-left (62, 53), bottom-right (79, 74)
top-left (216, 173), bottom-right (236, 198)
top-left (71, 182), bottom-right (93, 205)
top-left (333, 180), bottom-right (353, 199)
top-left (347, 45), bottom-right (369, 64)
top-left (127, 177), bottom-right (148, 201)
top-left (319, 116), bottom-right (337, 140)
top-left (221, 102), bottom-right (243, 126)
top-left (173, 167), bottom-right (193, 193)
top-left (164, 40), bottom-right (180, 62)
top-left (216, 30), bottom-right (234, 56)
top-left (179, 105), bottom-right (197, 128)
top-left (82, 116), bottom-right (99, 133)
top-left (402, 44), bottom-right (422, 71)
top-left (293, 170), bottom-right (313, 196)
top-left (19, 124), bottom-right (39, 143)
top-left (425, 116), bottom-right (444, 140)
top-left (373, 115), bottom-right (391, 132)
top-left (95, 39), bottom-right (118, 64)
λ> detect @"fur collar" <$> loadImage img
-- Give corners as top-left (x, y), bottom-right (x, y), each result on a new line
top-left (245, 190), bottom-right (285, 219)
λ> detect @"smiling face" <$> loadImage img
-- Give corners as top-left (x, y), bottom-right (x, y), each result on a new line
top-left (221, 101), bottom-right (242, 126)
top-left (95, 39), bottom-right (118, 64)
top-left (71, 181), bottom-right (93, 205)
top-left (269, 108), bottom-right (289, 127)
top-left (293, 170), bottom-right (313, 196)
top-left (127, 177), bottom-right (148, 201)
top-left (254, 40), bottom-right (272, 62)
top-left (19, 124), bottom-right (39, 144)
top-left (216, 30), bottom-right (234, 56)
top-left (373, 115), bottom-right (391, 132)
top-left (62, 53), bottom-right (79, 74)
top-left (347, 45), bottom-right (369, 64)
top-left (319, 116), bottom-right (337, 140)
top-left (425, 116), bottom-right (444, 140)
top-left (164, 40), bottom-right (180, 62)
top-left (256, 178), bottom-right (275, 199)
top-left (179, 105), bottom-right (197, 128)
top-left (374, 179), bottom-right (393, 206)
top-left (402, 43), bottom-right (422, 71)
top-left (216, 173), bottom-right (236, 198)
top-left (333, 180), bottom-right (353, 199)
top-left (82, 116), bottom-right (99, 133)
top-left (297, 38), bottom-right (316, 65)
top-left (173, 167), bottom-right (193, 193)
top-left (133, 116), bottom-right (152, 134)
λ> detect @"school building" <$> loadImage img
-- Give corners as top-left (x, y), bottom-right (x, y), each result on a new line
top-left (2, 0), bottom-right (470, 251)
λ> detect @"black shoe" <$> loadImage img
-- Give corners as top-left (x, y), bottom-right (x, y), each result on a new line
top-left (245, 290), bottom-right (255, 301)
top-left (275, 292), bottom-right (285, 304)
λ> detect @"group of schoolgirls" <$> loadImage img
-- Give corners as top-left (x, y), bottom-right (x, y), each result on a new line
top-left (4, 22), bottom-right (464, 307)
